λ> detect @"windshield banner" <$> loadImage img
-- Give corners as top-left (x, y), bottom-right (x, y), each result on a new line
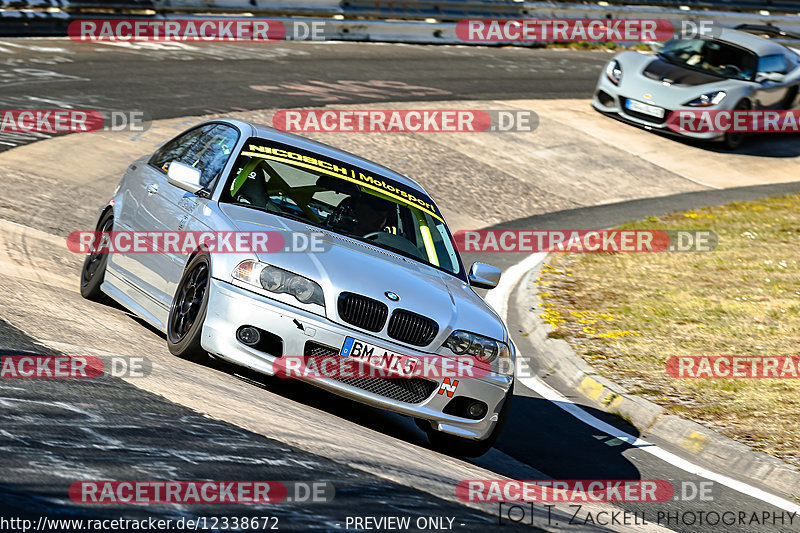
top-left (238, 139), bottom-right (444, 222)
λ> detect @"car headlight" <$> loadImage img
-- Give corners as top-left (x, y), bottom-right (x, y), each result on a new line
top-left (686, 91), bottom-right (726, 107)
top-left (444, 330), bottom-right (510, 369)
top-left (605, 60), bottom-right (622, 85)
top-left (232, 260), bottom-right (325, 307)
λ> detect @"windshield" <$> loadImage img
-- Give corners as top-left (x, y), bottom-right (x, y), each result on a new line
top-left (658, 37), bottom-right (757, 81)
top-left (220, 138), bottom-right (463, 278)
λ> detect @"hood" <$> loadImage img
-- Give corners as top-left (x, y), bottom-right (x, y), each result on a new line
top-left (218, 203), bottom-right (506, 347)
top-left (610, 51), bottom-right (738, 110)
top-left (642, 58), bottom-right (725, 87)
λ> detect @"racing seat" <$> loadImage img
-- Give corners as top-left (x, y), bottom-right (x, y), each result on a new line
top-left (232, 167), bottom-right (271, 208)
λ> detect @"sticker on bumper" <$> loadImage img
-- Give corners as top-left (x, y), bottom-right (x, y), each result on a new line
top-left (438, 377), bottom-right (459, 397)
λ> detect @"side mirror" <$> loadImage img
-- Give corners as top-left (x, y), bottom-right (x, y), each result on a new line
top-left (469, 262), bottom-right (502, 290)
top-left (166, 161), bottom-right (203, 194)
top-left (755, 71), bottom-right (785, 83)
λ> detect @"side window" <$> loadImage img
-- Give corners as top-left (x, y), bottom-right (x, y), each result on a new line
top-left (148, 124), bottom-right (239, 188)
top-left (758, 54), bottom-right (788, 74)
top-left (148, 125), bottom-right (212, 173)
top-left (179, 125), bottom-right (239, 188)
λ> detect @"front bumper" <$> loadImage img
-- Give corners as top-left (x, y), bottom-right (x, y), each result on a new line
top-left (202, 278), bottom-right (513, 440)
top-left (592, 75), bottom-right (724, 142)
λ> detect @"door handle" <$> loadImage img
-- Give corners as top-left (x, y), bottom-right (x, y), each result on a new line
top-left (146, 184), bottom-right (159, 195)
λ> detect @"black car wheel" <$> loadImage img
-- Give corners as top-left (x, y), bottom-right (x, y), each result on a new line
top-left (723, 100), bottom-right (750, 150)
top-left (167, 253), bottom-right (211, 361)
top-left (80, 211), bottom-right (113, 300)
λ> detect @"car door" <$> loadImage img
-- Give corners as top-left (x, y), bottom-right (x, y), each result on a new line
top-left (107, 155), bottom-right (151, 283)
top-left (137, 123), bottom-right (240, 308)
top-left (753, 54), bottom-right (798, 109)
top-left (105, 127), bottom-right (208, 308)
top-left (109, 124), bottom-right (211, 309)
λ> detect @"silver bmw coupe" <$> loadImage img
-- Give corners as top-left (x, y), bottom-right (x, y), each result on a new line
top-left (80, 119), bottom-right (514, 456)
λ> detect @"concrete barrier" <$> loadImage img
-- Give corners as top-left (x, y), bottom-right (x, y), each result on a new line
top-left (4, 0), bottom-right (800, 45)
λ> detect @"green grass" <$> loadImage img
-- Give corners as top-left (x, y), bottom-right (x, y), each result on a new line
top-left (540, 194), bottom-right (800, 467)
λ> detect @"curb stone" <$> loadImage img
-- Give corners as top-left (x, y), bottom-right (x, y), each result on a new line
top-left (512, 255), bottom-right (800, 499)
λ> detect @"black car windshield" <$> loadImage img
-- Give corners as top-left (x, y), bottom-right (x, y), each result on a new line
top-left (220, 138), bottom-right (462, 278)
top-left (658, 37), bottom-right (758, 81)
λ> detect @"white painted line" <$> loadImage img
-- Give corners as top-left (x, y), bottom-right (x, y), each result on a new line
top-left (486, 252), bottom-right (800, 515)
top-left (485, 251), bottom-right (547, 321)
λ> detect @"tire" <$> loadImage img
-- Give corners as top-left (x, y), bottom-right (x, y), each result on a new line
top-left (723, 100), bottom-right (750, 150)
top-left (80, 211), bottom-right (113, 300)
top-left (167, 253), bottom-right (211, 361)
top-left (427, 383), bottom-right (514, 458)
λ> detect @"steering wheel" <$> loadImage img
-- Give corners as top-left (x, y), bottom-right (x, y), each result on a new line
top-left (720, 64), bottom-right (743, 77)
top-left (363, 232), bottom-right (384, 240)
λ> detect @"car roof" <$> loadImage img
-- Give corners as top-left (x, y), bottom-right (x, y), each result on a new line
top-left (218, 119), bottom-right (429, 194)
top-left (713, 28), bottom-right (790, 57)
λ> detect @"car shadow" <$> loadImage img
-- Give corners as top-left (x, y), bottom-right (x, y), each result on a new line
top-left (220, 362), bottom-right (431, 446)
top-left (90, 295), bottom-right (474, 452)
top-left (214, 360), bottom-right (645, 483)
top-left (90, 295), bottom-right (168, 339)
top-left (492, 394), bottom-right (643, 480)
top-left (605, 111), bottom-right (800, 157)
top-left (657, 129), bottom-right (800, 158)
top-left (105, 297), bottom-right (643, 481)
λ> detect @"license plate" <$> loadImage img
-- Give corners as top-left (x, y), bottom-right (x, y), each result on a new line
top-left (625, 98), bottom-right (665, 118)
top-left (340, 336), bottom-right (418, 377)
